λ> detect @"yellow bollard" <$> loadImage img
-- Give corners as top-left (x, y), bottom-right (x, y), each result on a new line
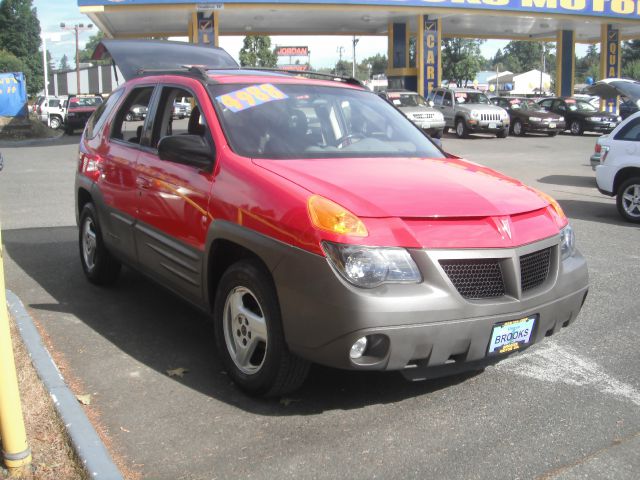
top-left (0, 224), bottom-right (32, 472)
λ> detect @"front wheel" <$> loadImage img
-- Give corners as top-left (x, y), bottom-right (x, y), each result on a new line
top-left (512, 120), bottom-right (524, 136)
top-left (214, 259), bottom-right (309, 397)
top-left (616, 177), bottom-right (640, 223)
top-left (570, 120), bottom-right (584, 136)
top-left (49, 116), bottom-right (61, 129)
top-left (496, 127), bottom-right (509, 138)
top-left (455, 118), bottom-right (468, 138)
top-left (79, 203), bottom-right (121, 285)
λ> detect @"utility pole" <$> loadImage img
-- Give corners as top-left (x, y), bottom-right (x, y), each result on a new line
top-left (60, 22), bottom-right (93, 95)
top-left (352, 36), bottom-right (359, 78)
top-left (540, 43), bottom-right (546, 95)
top-left (41, 33), bottom-right (48, 97)
top-left (337, 46), bottom-right (345, 75)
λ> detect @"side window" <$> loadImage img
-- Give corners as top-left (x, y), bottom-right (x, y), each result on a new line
top-left (433, 90), bottom-right (444, 106)
top-left (150, 86), bottom-right (207, 150)
top-left (86, 89), bottom-right (125, 139)
top-left (110, 86), bottom-right (156, 145)
top-left (552, 100), bottom-right (566, 112)
top-left (444, 91), bottom-right (453, 106)
top-left (539, 99), bottom-right (552, 109)
top-left (614, 118), bottom-right (640, 141)
top-left (49, 99), bottom-right (60, 108)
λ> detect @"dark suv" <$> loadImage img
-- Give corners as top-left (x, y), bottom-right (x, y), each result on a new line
top-left (65, 94), bottom-right (103, 134)
top-left (75, 40), bottom-right (588, 397)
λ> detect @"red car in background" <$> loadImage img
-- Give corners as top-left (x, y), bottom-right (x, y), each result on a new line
top-left (65, 94), bottom-right (103, 134)
top-left (75, 40), bottom-right (589, 397)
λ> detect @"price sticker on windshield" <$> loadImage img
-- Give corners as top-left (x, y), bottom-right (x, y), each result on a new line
top-left (216, 84), bottom-right (288, 113)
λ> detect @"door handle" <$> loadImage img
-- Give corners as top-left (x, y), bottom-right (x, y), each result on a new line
top-left (136, 176), bottom-right (152, 189)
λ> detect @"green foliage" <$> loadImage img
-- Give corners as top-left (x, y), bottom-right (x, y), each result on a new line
top-left (575, 44), bottom-right (599, 83)
top-left (359, 53), bottom-right (387, 77)
top-left (492, 41), bottom-right (554, 75)
top-left (59, 54), bottom-right (70, 71)
top-left (331, 59), bottom-right (351, 77)
top-left (0, 49), bottom-right (24, 72)
top-left (442, 39), bottom-right (484, 87)
top-left (0, 0), bottom-right (42, 96)
top-left (79, 31), bottom-right (106, 64)
top-left (622, 59), bottom-right (640, 80)
top-left (239, 36), bottom-right (277, 68)
top-left (622, 40), bottom-right (640, 66)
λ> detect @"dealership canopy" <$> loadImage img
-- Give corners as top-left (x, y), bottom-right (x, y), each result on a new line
top-left (78, 0), bottom-right (640, 111)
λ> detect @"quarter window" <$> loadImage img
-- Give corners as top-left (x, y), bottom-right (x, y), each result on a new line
top-left (86, 89), bottom-right (124, 139)
top-left (614, 118), bottom-right (640, 141)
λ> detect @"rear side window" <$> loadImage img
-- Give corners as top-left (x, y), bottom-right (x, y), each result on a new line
top-left (86, 89), bottom-right (124, 139)
top-left (614, 117), bottom-right (640, 141)
top-left (110, 86), bottom-right (156, 145)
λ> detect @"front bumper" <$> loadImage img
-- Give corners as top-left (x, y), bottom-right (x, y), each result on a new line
top-left (527, 120), bottom-right (565, 133)
top-left (585, 120), bottom-right (617, 133)
top-left (273, 236), bottom-right (588, 378)
top-left (468, 119), bottom-right (509, 132)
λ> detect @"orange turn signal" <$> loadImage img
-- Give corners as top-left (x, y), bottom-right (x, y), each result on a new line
top-left (307, 195), bottom-right (368, 237)
top-left (531, 188), bottom-right (567, 222)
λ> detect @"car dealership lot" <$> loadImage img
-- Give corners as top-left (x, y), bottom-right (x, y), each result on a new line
top-left (1, 132), bottom-right (638, 479)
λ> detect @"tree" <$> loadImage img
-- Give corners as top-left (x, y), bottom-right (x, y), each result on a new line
top-left (575, 44), bottom-right (599, 83)
top-left (0, 0), bottom-right (43, 96)
top-left (622, 40), bottom-right (640, 65)
top-left (359, 54), bottom-right (387, 77)
top-left (59, 54), bottom-right (70, 71)
top-left (239, 35), bottom-right (277, 68)
top-left (623, 59), bottom-right (640, 80)
top-left (331, 59), bottom-right (351, 77)
top-left (0, 49), bottom-right (24, 73)
top-left (79, 31), bottom-right (106, 64)
top-left (493, 41), bottom-right (554, 74)
top-left (442, 39), bottom-right (485, 87)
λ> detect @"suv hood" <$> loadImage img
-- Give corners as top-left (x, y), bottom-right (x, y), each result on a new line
top-left (587, 79), bottom-right (640, 102)
top-left (92, 39), bottom-right (238, 81)
top-left (254, 157), bottom-right (547, 218)
top-left (456, 103), bottom-right (504, 112)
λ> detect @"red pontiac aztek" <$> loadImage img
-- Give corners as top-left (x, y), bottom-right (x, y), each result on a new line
top-left (76, 41), bottom-right (589, 397)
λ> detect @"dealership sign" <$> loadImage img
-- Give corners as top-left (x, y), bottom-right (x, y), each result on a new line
top-left (276, 46), bottom-right (309, 57)
top-left (79, 0), bottom-right (640, 20)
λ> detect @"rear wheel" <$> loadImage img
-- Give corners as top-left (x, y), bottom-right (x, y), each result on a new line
top-left (79, 203), bottom-right (121, 285)
top-left (570, 120), bottom-right (584, 135)
top-left (214, 259), bottom-right (309, 397)
top-left (455, 118), bottom-right (468, 138)
top-left (616, 177), bottom-right (640, 223)
top-left (49, 115), bottom-right (61, 129)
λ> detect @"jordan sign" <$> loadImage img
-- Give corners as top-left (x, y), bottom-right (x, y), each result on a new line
top-left (276, 46), bottom-right (309, 57)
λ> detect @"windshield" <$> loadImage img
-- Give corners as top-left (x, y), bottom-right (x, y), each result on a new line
top-left (567, 99), bottom-right (597, 112)
top-left (210, 83), bottom-right (444, 159)
top-left (69, 96), bottom-right (102, 107)
top-left (509, 99), bottom-right (544, 111)
top-left (390, 92), bottom-right (429, 108)
top-left (455, 91), bottom-right (491, 105)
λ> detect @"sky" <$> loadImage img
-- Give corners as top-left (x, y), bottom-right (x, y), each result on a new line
top-left (33, 0), bottom-right (586, 70)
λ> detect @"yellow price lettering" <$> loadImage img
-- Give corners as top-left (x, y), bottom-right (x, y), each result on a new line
top-left (246, 86), bottom-right (270, 101)
top-left (220, 94), bottom-right (243, 111)
top-left (260, 84), bottom-right (286, 100)
top-left (235, 91), bottom-right (256, 106)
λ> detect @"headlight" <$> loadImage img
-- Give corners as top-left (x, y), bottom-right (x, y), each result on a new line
top-left (617, 116), bottom-right (622, 122)
top-left (590, 116), bottom-right (602, 122)
top-left (560, 225), bottom-right (576, 260)
top-left (529, 116), bottom-right (542, 122)
top-left (322, 242), bottom-right (422, 288)
top-left (470, 110), bottom-right (479, 119)
top-left (500, 111), bottom-right (509, 119)
top-left (559, 116), bottom-right (564, 122)
top-left (435, 112), bottom-right (444, 120)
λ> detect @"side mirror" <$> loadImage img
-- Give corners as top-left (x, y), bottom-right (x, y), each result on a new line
top-left (158, 135), bottom-right (214, 170)
top-left (428, 100), bottom-right (435, 107)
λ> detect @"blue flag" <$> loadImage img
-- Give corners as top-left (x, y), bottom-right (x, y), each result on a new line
top-left (0, 72), bottom-right (28, 117)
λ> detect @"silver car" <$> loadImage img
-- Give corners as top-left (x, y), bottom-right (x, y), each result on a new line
top-left (380, 90), bottom-right (446, 138)
top-left (429, 87), bottom-right (510, 138)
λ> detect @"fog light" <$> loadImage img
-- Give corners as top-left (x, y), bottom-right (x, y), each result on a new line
top-left (350, 337), bottom-right (368, 359)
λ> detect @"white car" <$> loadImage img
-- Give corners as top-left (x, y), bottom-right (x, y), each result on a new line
top-left (595, 110), bottom-right (640, 223)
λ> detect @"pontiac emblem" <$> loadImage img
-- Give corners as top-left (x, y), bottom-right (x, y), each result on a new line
top-left (499, 218), bottom-right (512, 240)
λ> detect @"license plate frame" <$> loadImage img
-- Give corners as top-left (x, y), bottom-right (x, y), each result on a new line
top-left (487, 315), bottom-right (537, 355)
top-left (489, 122), bottom-right (497, 129)
top-left (549, 123), bottom-right (556, 129)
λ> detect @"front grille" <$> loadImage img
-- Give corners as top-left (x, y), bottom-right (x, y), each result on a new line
top-left (440, 259), bottom-right (505, 299)
top-left (413, 113), bottom-right (435, 120)
top-left (520, 248), bottom-right (551, 292)
top-left (480, 113), bottom-right (501, 122)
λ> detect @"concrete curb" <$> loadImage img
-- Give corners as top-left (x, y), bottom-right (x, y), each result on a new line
top-left (0, 132), bottom-right (65, 147)
top-left (6, 290), bottom-right (123, 480)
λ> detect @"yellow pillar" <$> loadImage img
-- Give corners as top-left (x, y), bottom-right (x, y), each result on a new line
top-left (190, 11), bottom-right (219, 47)
top-left (0, 226), bottom-right (32, 472)
top-left (600, 24), bottom-right (621, 114)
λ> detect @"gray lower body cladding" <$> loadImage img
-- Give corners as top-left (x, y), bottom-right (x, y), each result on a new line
top-left (273, 235), bottom-right (588, 375)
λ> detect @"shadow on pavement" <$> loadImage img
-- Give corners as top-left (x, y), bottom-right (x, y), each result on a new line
top-left (537, 175), bottom-right (597, 188)
top-left (559, 198), bottom-right (639, 228)
top-left (3, 226), bottom-right (478, 415)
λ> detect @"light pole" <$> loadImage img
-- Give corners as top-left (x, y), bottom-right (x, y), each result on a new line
top-left (60, 22), bottom-right (93, 94)
top-left (40, 33), bottom-right (48, 97)
top-left (352, 35), bottom-right (359, 78)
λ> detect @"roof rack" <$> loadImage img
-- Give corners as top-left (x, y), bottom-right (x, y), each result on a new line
top-left (206, 67), bottom-right (365, 88)
top-left (134, 65), bottom-right (211, 81)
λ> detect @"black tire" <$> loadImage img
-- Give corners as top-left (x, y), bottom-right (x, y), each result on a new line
top-left (455, 118), bottom-right (468, 138)
top-left (125, 112), bottom-right (133, 122)
top-left (570, 119), bottom-right (584, 136)
top-left (49, 115), bottom-right (61, 129)
top-left (65, 126), bottom-right (74, 135)
top-left (214, 259), bottom-right (309, 397)
top-left (432, 129), bottom-right (443, 139)
top-left (616, 177), bottom-right (640, 223)
top-left (442, 126), bottom-right (449, 134)
top-left (497, 127), bottom-right (509, 138)
top-left (512, 120), bottom-right (525, 136)
top-left (547, 132), bottom-right (558, 137)
top-left (79, 203), bottom-right (121, 285)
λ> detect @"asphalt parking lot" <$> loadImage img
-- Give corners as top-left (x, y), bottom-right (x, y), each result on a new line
top-left (0, 131), bottom-right (638, 479)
